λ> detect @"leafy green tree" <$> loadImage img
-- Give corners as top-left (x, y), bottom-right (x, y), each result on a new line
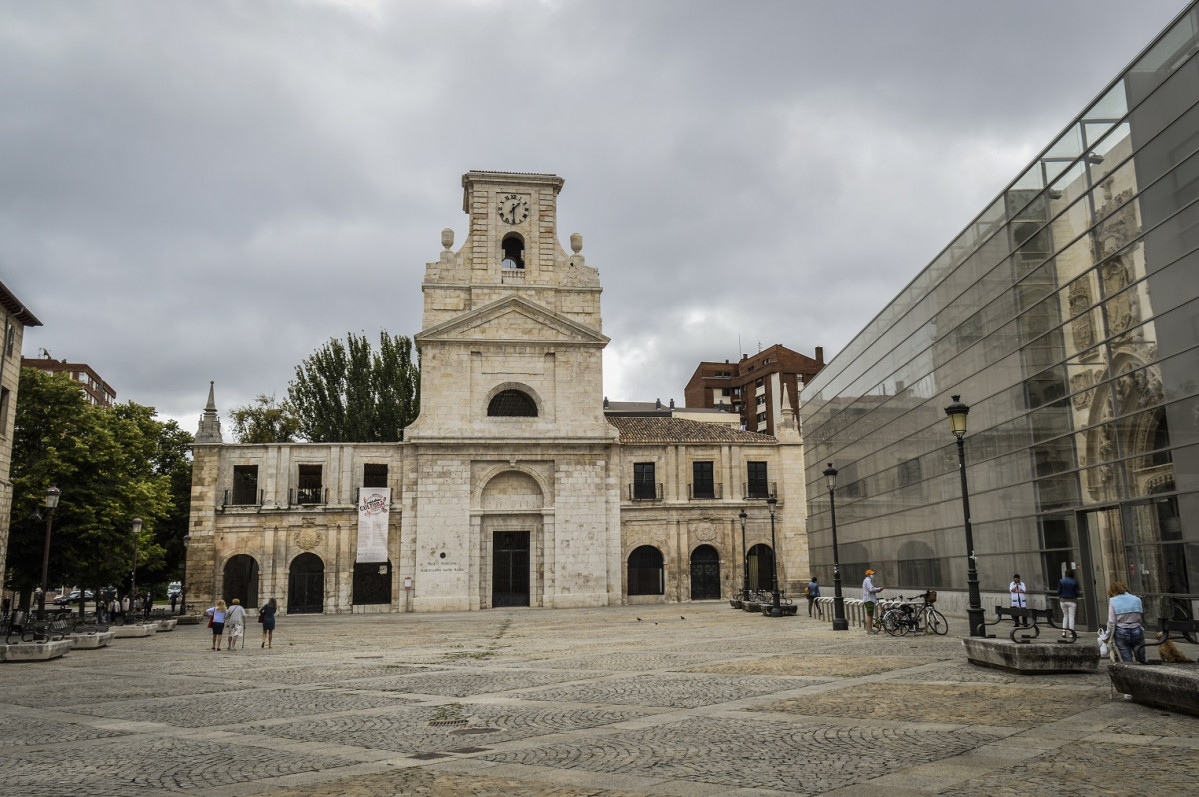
top-left (287, 331), bottom-right (419, 443)
top-left (5, 368), bottom-right (185, 610)
top-left (228, 394), bottom-right (301, 443)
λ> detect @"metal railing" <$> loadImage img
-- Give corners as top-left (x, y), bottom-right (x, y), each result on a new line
top-left (687, 483), bottom-right (723, 500)
top-left (627, 483), bottom-right (664, 501)
top-left (743, 481), bottom-right (776, 499)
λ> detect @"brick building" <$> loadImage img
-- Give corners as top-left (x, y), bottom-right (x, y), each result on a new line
top-left (20, 352), bottom-right (116, 407)
top-left (685, 345), bottom-right (825, 435)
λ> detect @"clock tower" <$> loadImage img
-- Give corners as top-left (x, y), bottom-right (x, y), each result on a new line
top-left (402, 171), bottom-right (621, 611)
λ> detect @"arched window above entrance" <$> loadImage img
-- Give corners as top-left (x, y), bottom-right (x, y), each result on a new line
top-left (488, 389), bottom-right (537, 417)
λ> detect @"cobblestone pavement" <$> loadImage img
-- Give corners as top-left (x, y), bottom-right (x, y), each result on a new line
top-left (1, 604), bottom-right (1197, 796)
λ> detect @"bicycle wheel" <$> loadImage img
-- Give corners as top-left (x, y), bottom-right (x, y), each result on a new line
top-left (882, 610), bottom-right (906, 636)
top-left (928, 608), bottom-right (949, 635)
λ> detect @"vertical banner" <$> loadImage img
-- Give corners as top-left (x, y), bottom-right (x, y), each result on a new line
top-left (356, 487), bottom-right (390, 563)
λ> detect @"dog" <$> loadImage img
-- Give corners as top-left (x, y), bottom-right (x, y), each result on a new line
top-left (1156, 633), bottom-right (1193, 663)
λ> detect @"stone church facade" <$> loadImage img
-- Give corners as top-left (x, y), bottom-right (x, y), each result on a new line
top-left (186, 171), bottom-right (808, 613)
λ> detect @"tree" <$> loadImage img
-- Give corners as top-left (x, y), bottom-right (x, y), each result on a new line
top-left (228, 394), bottom-right (301, 443)
top-left (287, 331), bottom-right (419, 443)
top-left (5, 368), bottom-right (187, 609)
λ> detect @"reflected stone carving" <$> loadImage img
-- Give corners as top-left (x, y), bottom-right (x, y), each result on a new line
top-left (1068, 282), bottom-right (1093, 350)
top-left (1070, 370), bottom-right (1097, 409)
top-left (1102, 256), bottom-right (1139, 333)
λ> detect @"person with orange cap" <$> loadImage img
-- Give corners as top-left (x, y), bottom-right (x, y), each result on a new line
top-left (862, 569), bottom-right (884, 633)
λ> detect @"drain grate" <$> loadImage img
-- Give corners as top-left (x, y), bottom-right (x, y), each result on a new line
top-left (427, 719), bottom-right (469, 727)
top-left (450, 727), bottom-right (501, 735)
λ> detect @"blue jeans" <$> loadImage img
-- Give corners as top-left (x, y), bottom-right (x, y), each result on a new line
top-left (1114, 627), bottom-right (1146, 663)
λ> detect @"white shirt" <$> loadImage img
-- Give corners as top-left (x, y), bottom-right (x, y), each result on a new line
top-left (862, 575), bottom-right (882, 602)
top-left (1009, 581), bottom-right (1027, 608)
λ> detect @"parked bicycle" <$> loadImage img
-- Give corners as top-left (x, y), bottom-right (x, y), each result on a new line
top-left (881, 590), bottom-right (948, 636)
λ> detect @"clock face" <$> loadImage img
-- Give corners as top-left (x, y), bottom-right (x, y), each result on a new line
top-left (498, 194), bottom-right (530, 225)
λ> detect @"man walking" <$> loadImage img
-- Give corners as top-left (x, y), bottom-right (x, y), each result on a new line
top-left (862, 569), bottom-right (883, 633)
top-left (806, 577), bottom-right (821, 619)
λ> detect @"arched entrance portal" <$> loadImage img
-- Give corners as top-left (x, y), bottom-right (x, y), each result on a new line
top-left (747, 543), bottom-right (775, 592)
top-left (223, 555), bottom-right (259, 608)
top-left (690, 545), bottom-right (721, 600)
top-left (627, 545), bottom-right (664, 595)
top-left (288, 552), bottom-right (324, 614)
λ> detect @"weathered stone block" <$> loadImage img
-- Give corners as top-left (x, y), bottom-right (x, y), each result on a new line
top-left (112, 624), bottom-right (155, 638)
top-left (1, 640), bottom-right (72, 661)
top-left (963, 637), bottom-right (1099, 673)
top-left (69, 631), bottom-right (115, 649)
top-left (1109, 662), bottom-right (1199, 716)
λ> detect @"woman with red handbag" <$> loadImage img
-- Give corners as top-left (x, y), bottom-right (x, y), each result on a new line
top-left (205, 600), bottom-right (227, 651)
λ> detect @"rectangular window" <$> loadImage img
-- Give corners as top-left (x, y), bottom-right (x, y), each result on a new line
top-left (692, 461), bottom-right (715, 499)
top-left (4, 324), bottom-right (13, 357)
top-left (0, 387), bottom-right (9, 437)
top-left (898, 458), bottom-right (922, 486)
top-left (231, 465), bottom-right (259, 505)
top-left (297, 464), bottom-right (323, 504)
top-left (747, 461), bottom-right (769, 498)
top-left (633, 462), bottom-right (657, 500)
top-left (363, 463), bottom-right (388, 488)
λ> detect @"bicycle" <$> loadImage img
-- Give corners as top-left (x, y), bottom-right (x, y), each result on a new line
top-left (881, 590), bottom-right (948, 636)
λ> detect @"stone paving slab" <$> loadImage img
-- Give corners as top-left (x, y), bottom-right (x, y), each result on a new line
top-left (0, 602), bottom-right (1196, 796)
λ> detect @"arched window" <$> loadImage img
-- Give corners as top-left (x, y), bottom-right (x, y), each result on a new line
top-left (628, 545), bottom-right (664, 595)
top-left (488, 389), bottom-right (537, 417)
top-left (501, 234), bottom-right (525, 269)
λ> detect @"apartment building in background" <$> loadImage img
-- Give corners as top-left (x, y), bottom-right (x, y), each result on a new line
top-left (685, 344), bottom-right (825, 435)
top-left (22, 352), bottom-right (116, 407)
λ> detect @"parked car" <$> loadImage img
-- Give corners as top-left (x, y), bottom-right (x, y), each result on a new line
top-left (167, 582), bottom-right (182, 598)
top-left (53, 589), bottom-right (93, 606)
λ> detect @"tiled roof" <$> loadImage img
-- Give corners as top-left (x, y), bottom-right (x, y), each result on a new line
top-left (607, 416), bottom-right (776, 444)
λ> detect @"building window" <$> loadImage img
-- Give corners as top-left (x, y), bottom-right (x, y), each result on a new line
top-left (691, 461), bottom-right (715, 499)
top-left (4, 324), bottom-right (13, 357)
top-left (747, 461), bottom-right (769, 498)
top-left (627, 545), bottom-right (664, 595)
top-left (297, 464), bottom-right (323, 504)
top-left (488, 389), bottom-right (537, 417)
top-left (756, 394), bottom-right (766, 406)
top-left (633, 462), bottom-right (657, 500)
top-left (231, 465), bottom-right (259, 505)
top-left (363, 463), bottom-right (388, 488)
top-left (898, 458), bottom-right (922, 487)
top-left (756, 411), bottom-right (767, 423)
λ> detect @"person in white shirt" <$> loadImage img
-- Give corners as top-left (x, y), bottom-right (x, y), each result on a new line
top-left (862, 569), bottom-right (884, 633)
top-left (1009, 574), bottom-right (1028, 627)
top-left (224, 598), bottom-right (247, 651)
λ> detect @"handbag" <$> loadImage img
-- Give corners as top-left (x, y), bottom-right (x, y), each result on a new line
top-left (207, 615), bottom-right (213, 628)
top-left (257, 612), bottom-right (264, 624)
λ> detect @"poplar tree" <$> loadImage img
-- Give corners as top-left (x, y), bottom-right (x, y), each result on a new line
top-left (286, 331), bottom-right (419, 443)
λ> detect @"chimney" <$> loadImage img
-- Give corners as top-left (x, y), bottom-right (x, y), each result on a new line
top-left (669, 398), bottom-right (675, 409)
top-left (815, 346), bottom-right (824, 364)
top-left (603, 396), bottom-right (609, 409)
top-left (655, 398), bottom-right (662, 410)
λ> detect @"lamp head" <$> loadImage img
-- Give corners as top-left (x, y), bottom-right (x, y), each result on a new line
top-left (822, 462), bottom-right (838, 492)
top-left (766, 496), bottom-right (777, 516)
top-left (944, 394), bottom-right (969, 439)
top-left (44, 484), bottom-right (61, 510)
top-left (738, 509), bottom-right (747, 523)
top-left (131, 517), bottom-right (143, 534)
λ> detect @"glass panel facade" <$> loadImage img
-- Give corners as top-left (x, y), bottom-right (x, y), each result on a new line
top-left (802, 4), bottom-right (1199, 628)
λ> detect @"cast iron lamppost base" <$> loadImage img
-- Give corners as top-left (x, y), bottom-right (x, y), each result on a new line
top-left (767, 497), bottom-right (782, 617)
top-left (738, 509), bottom-right (749, 601)
top-left (37, 484), bottom-right (61, 621)
top-left (823, 464), bottom-right (848, 630)
top-left (946, 395), bottom-right (987, 637)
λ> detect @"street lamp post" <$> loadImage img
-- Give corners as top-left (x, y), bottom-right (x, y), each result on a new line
top-left (945, 395), bottom-right (986, 637)
top-left (130, 517), bottom-right (143, 602)
top-left (767, 496), bottom-right (781, 617)
top-left (823, 463), bottom-right (848, 631)
top-left (738, 509), bottom-right (749, 600)
top-left (37, 484), bottom-right (61, 621)
top-left (180, 534), bottom-right (190, 615)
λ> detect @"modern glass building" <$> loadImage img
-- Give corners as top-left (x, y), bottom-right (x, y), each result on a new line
top-left (801, 3), bottom-right (1199, 631)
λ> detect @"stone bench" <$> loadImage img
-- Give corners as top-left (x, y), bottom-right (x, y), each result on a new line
top-left (175, 614), bottom-right (204, 625)
top-left (112, 624), bottom-right (156, 638)
top-left (70, 630), bottom-right (116, 649)
top-left (154, 618), bottom-right (178, 632)
top-left (0, 639), bottom-right (73, 662)
top-left (1109, 662), bottom-right (1199, 716)
top-left (963, 636), bottom-right (1099, 674)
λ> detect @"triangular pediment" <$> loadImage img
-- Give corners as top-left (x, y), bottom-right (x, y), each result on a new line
top-left (416, 295), bottom-right (609, 346)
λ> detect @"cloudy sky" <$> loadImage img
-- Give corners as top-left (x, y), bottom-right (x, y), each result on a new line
top-left (2, 0), bottom-right (1189, 437)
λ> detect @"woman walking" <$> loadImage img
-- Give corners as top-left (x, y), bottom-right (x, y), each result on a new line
top-left (1106, 581), bottom-right (1146, 663)
top-left (205, 600), bottom-right (227, 651)
top-left (1058, 568), bottom-right (1080, 637)
top-left (225, 598), bottom-right (246, 651)
top-left (258, 597), bottom-right (278, 649)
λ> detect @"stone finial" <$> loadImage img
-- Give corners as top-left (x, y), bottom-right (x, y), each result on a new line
top-left (570, 233), bottom-right (582, 253)
top-left (441, 228), bottom-right (454, 250)
top-left (195, 381), bottom-right (224, 444)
